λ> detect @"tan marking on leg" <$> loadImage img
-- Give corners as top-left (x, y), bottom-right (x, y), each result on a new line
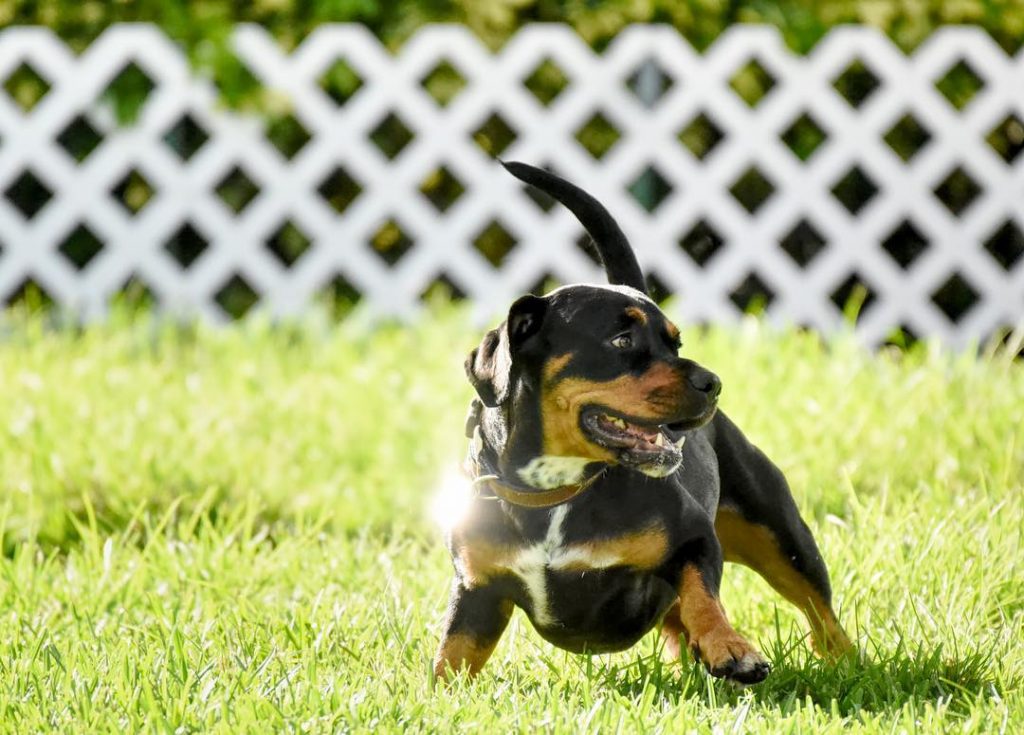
top-left (678, 565), bottom-right (769, 681)
top-left (456, 541), bottom-right (515, 588)
top-left (715, 507), bottom-right (852, 657)
top-left (659, 601), bottom-right (685, 660)
top-left (433, 631), bottom-right (502, 681)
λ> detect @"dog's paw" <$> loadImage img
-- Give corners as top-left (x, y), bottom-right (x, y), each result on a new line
top-left (690, 628), bottom-right (771, 685)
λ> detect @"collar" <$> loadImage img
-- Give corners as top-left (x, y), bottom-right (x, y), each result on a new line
top-left (464, 401), bottom-right (607, 509)
top-left (472, 467), bottom-right (607, 509)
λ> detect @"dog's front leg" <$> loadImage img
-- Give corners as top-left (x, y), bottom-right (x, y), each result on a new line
top-left (434, 580), bottom-right (512, 682)
top-left (661, 540), bottom-right (771, 685)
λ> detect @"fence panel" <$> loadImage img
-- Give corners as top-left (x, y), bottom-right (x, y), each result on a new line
top-left (0, 24), bottom-right (1022, 347)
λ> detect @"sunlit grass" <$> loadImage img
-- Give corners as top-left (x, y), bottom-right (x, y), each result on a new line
top-left (0, 305), bottom-right (1021, 731)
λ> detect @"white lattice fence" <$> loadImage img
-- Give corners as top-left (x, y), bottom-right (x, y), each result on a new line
top-left (1, 24), bottom-right (1022, 347)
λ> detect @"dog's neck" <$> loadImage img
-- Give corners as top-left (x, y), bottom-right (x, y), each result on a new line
top-left (468, 400), bottom-right (604, 494)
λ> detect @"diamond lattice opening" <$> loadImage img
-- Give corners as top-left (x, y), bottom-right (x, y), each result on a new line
top-left (881, 220), bottom-right (929, 270)
top-left (935, 60), bottom-right (985, 110)
top-left (317, 167), bottom-right (363, 214)
top-left (931, 273), bottom-right (979, 323)
top-left (419, 166), bottom-right (465, 213)
top-left (575, 112), bottom-right (621, 160)
top-left (982, 221), bottom-right (1024, 270)
top-left (420, 60), bottom-right (467, 107)
top-left (645, 272), bottom-right (673, 304)
top-left (831, 166), bottom-right (878, 215)
top-left (885, 323), bottom-right (920, 350)
top-left (111, 169), bottom-right (155, 216)
top-left (625, 58), bottom-right (675, 108)
top-left (832, 59), bottom-right (881, 108)
top-left (729, 273), bottom-right (775, 313)
top-left (214, 274), bottom-right (260, 319)
top-left (472, 221), bottom-right (517, 268)
top-left (678, 112), bottom-right (724, 161)
top-left (472, 112), bottom-right (517, 157)
top-left (163, 114), bottom-right (209, 161)
top-left (4, 278), bottom-right (55, 310)
top-left (319, 59), bottom-right (363, 107)
top-left (781, 112), bottom-right (828, 162)
top-left (266, 112), bottom-right (311, 160)
top-left (266, 220), bottom-right (311, 267)
top-left (5, 170), bottom-right (53, 220)
top-left (830, 271), bottom-right (878, 319)
top-left (678, 219), bottom-right (724, 267)
top-left (627, 166), bottom-right (673, 213)
top-left (164, 223), bottom-right (209, 269)
top-left (3, 62), bottom-right (50, 112)
top-left (884, 114), bottom-right (932, 162)
top-left (370, 219), bottom-right (414, 266)
top-left (729, 167), bottom-right (775, 214)
top-left (101, 61), bottom-right (156, 122)
top-left (933, 166), bottom-right (981, 217)
top-left (986, 114), bottom-right (1024, 164)
top-left (523, 59), bottom-right (569, 106)
top-left (57, 115), bottom-right (103, 162)
top-left (779, 219), bottom-right (826, 268)
top-left (57, 225), bottom-right (104, 270)
top-left (215, 166), bottom-right (259, 214)
top-left (321, 273), bottom-right (362, 320)
top-left (729, 58), bottom-right (776, 107)
top-left (528, 272), bottom-right (563, 297)
top-left (369, 112), bottom-right (414, 160)
top-left (421, 273), bottom-right (467, 303)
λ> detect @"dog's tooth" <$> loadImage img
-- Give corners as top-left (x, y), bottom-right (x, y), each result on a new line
top-left (674, 436), bottom-right (686, 449)
top-left (654, 433), bottom-right (665, 447)
top-left (614, 418), bottom-right (628, 429)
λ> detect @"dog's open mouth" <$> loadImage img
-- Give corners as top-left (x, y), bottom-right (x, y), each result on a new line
top-left (581, 407), bottom-right (685, 461)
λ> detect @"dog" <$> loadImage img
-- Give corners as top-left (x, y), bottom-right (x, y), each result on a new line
top-left (433, 161), bottom-right (852, 685)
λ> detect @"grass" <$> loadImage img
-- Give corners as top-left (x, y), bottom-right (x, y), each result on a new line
top-left (0, 305), bottom-right (1021, 732)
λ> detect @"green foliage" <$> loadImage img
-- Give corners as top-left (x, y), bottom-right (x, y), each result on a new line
top-left (0, 306), bottom-right (1022, 729)
top-left (5, 1), bottom-right (1024, 116)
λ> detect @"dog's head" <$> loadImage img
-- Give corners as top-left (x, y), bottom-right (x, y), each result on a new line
top-left (467, 283), bottom-right (720, 488)
top-left (466, 162), bottom-right (721, 489)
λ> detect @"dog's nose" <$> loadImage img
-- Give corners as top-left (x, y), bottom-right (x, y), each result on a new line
top-left (688, 368), bottom-right (721, 399)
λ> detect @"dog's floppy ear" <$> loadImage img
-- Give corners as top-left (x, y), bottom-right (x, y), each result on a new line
top-left (465, 295), bottom-right (547, 407)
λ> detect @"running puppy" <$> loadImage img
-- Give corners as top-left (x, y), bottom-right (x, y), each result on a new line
top-left (434, 162), bottom-right (852, 685)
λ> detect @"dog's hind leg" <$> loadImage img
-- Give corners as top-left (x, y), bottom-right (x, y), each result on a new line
top-left (433, 581), bottom-right (512, 681)
top-left (711, 413), bottom-right (853, 657)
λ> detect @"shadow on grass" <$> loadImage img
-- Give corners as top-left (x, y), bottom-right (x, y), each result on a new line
top-left (587, 632), bottom-right (1008, 717)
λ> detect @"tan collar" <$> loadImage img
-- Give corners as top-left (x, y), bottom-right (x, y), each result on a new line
top-left (472, 468), bottom-right (606, 509)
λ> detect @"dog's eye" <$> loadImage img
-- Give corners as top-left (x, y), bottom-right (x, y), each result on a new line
top-left (610, 334), bottom-right (633, 349)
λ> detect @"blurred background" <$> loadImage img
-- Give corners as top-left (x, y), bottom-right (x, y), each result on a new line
top-left (1, 1), bottom-right (1022, 349)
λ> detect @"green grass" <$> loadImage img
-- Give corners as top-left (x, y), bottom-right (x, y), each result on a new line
top-left (0, 306), bottom-right (1022, 732)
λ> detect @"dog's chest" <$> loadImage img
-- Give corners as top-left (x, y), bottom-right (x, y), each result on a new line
top-left (458, 506), bottom-right (668, 626)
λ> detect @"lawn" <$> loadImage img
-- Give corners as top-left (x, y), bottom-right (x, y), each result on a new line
top-left (0, 306), bottom-right (1021, 732)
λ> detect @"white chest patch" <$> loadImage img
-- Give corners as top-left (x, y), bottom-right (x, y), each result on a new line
top-left (507, 505), bottom-right (627, 626)
top-left (517, 456), bottom-right (592, 489)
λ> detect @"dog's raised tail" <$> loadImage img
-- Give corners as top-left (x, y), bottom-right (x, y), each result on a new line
top-left (500, 161), bottom-right (647, 294)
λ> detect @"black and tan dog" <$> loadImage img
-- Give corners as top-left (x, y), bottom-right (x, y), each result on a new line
top-left (434, 162), bottom-right (852, 685)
